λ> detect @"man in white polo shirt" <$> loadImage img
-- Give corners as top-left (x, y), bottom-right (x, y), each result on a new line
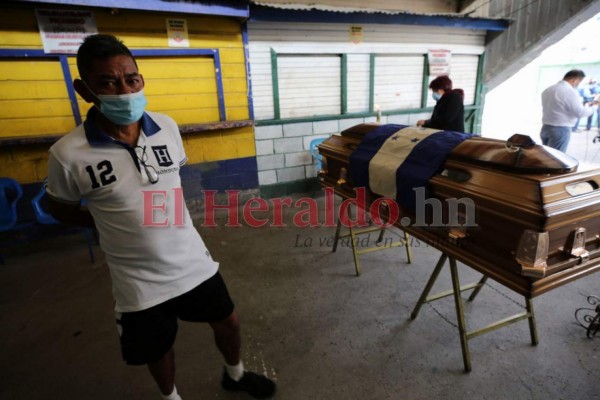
top-left (46, 34), bottom-right (275, 400)
top-left (540, 69), bottom-right (598, 152)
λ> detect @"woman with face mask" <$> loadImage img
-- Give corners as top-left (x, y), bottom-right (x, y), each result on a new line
top-left (416, 75), bottom-right (465, 132)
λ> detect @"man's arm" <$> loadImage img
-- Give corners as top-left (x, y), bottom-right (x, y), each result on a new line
top-left (47, 197), bottom-right (95, 228)
top-left (566, 87), bottom-right (596, 119)
top-left (46, 148), bottom-right (95, 228)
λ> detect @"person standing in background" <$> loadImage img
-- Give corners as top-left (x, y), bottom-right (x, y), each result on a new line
top-left (540, 69), bottom-right (598, 152)
top-left (416, 75), bottom-right (465, 132)
top-left (573, 79), bottom-right (595, 132)
top-left (589, 79), bottom-right (600, 131)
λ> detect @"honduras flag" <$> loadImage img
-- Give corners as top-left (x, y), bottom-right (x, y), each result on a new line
top-left (349, 125), bottom-right (471, 211)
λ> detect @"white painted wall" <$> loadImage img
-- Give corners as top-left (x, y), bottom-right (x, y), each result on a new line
top-left (374, 55), bottom-right (424, 110)
top-left (248, 21), bottom-right (485, 185)
top-left (278, 55), bottom-right (342, 118)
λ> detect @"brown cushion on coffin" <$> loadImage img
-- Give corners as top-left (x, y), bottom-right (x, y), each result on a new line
top-left (449, 136), bottom-right (578, 174)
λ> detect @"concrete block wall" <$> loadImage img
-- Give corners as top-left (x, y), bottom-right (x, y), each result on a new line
top-left (255, 115), bottom-right (432, 186)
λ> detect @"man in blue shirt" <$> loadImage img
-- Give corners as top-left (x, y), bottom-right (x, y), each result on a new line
top-left (573, 80), bottom-right (596, 132)
top-left (590, 79), bottom-right (600, 131)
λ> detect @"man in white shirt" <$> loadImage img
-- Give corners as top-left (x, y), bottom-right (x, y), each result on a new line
top-left (540, 69), bottom-right (598, 152)
top-left (46, 34), bottom-right (275, 400)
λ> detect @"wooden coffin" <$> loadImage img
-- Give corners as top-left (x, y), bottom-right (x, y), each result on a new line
top-left (318, 123), bottom-right (600, 298)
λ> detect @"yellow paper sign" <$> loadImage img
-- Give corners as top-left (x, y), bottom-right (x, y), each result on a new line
top-left (350, 26), bottom-right (363, 44)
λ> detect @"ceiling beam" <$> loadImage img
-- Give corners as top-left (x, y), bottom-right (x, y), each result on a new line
top-left (7, 0), bottom-right (249, 18)
top-left (251, 4), bottom-right (509, 31)
top-left (457, 0), bottom-right (480, 13)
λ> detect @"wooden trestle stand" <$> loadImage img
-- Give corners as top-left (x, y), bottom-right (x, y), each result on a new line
top-left (318, 123), bottom-right (600, 372)
top-left (332, 201), bottom-right (538, 372)
top-left (332, 204), bottom-right (412, 276)
top-left (409, 253), bottom-right (538, 373)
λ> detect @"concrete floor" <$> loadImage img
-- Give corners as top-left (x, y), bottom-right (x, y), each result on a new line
top-left (569, 127), bottom-right (600, 164)
top-left (1, 191), bottom-right (599, 400)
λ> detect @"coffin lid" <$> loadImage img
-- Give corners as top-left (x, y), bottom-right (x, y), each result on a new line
top-left (340, 124), bottom-right (578, 174)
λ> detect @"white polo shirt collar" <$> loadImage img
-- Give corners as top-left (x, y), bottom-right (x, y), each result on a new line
top-left (83, 107), bottom-right (162, 146)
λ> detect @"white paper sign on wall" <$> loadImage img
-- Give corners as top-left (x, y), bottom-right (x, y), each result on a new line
top-left (428, 49), bottom-right (452, 76)
top-left (35, 8), bottom-right (97, 54)
top-left (167, 18), bottom-right (190, 48)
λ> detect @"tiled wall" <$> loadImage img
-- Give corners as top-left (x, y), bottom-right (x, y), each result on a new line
top-left (255, 112), bottom-right (429, 186)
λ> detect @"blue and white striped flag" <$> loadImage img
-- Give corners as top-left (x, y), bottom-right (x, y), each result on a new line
top-left (349, 124), bottom-right (471, 211)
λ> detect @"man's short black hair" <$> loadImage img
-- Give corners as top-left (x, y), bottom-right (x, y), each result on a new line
top-left (563, 69), bottom-right (586, 80)
top-left (76, 34), bottom-right (137, 80)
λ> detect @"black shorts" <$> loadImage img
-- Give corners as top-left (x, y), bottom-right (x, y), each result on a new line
top-left (115, 272), bottom-right (234, 365)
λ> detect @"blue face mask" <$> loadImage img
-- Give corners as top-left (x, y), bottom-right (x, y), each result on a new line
top-left (95, 90), bottom-right (147, 125)
top-left (432, 92), bottom-right (442, 101)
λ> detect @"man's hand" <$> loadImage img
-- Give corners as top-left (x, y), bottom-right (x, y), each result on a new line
top-left (416, 120), bottom-right (426, 127)
top-left (587, 100), bottom-right (600, 107)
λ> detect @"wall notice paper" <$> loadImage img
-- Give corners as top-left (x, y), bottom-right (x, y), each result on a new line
top-left (428, 49), bottom-right (452, 76)
top-left (35, 9), bottom-right (97, 54)
top-left (349, 26), bottom-right (363, 44)
top-left (167, 18), bottom-right (190, 47)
